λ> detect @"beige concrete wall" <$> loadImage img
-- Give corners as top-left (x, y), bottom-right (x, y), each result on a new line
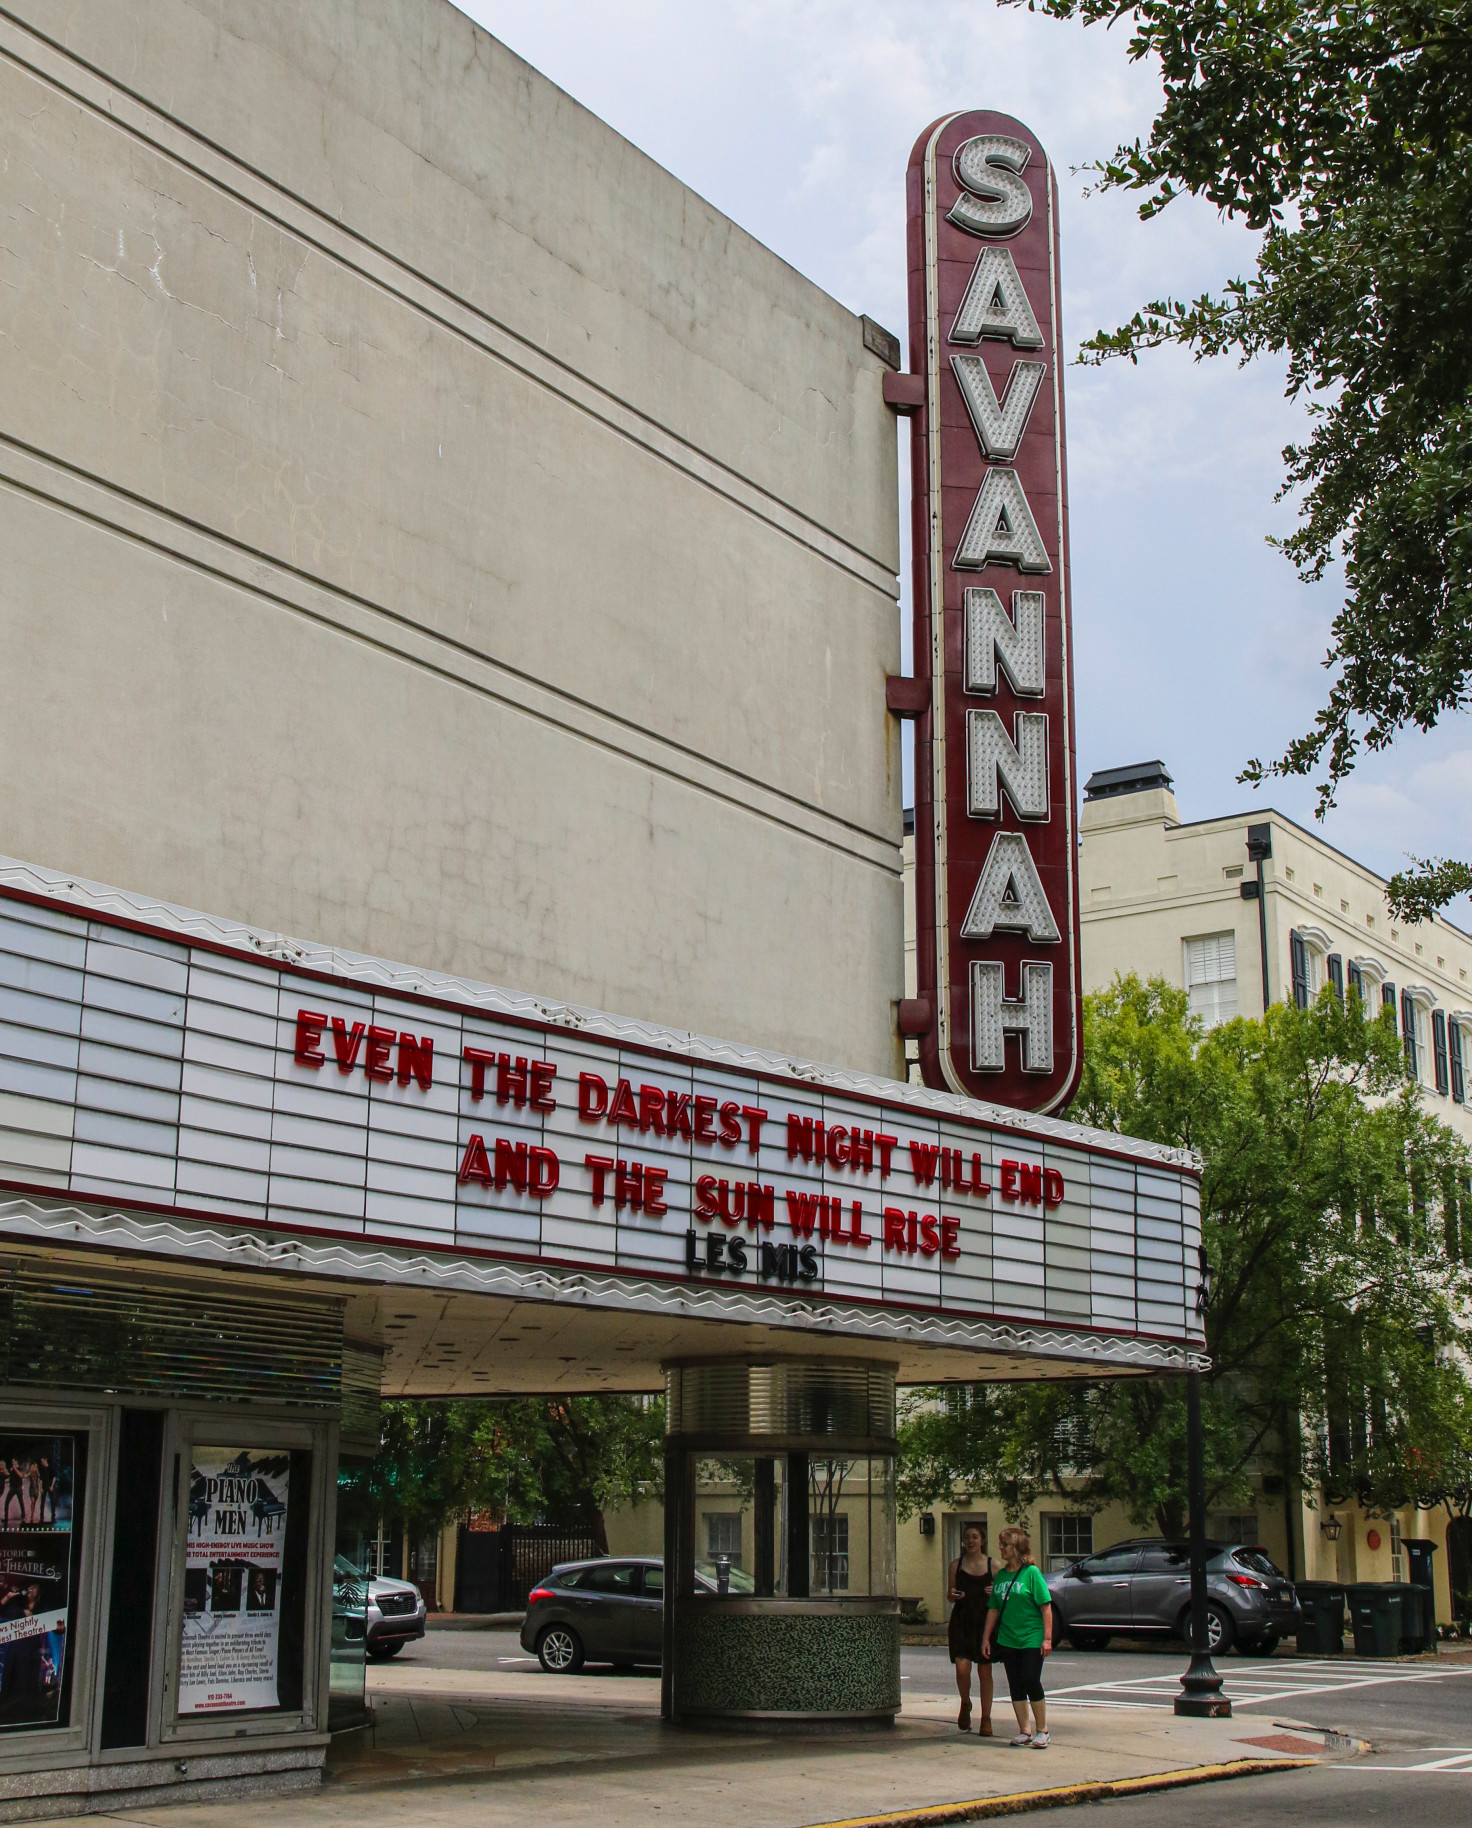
top-left (1295, 1498), bottom-right (1457, 1625)
top-left (604, 1503), bottom-right (664, 1560)
top-left (0, 0), bottom-right (903, 1073)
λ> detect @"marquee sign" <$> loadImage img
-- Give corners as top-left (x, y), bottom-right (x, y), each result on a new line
top-left (904, 111), bottom-right (1082, 1113)
top-left (0, 876), bottom-right (1201, 1345)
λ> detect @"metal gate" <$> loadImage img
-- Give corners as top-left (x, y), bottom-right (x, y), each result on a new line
top-left (455, 1524), bottom-right (602, 1612)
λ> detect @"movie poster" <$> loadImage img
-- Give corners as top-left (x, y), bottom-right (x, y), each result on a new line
top-left (179, 1448), bottom-right (290, 1714)
top-left (0, 1434), bottom-right (77, 1730)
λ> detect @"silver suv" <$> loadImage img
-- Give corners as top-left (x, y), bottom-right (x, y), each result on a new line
top-left (1047, 1540), bottom-right (1298, 1655)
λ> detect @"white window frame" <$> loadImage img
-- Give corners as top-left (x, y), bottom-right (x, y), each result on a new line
top-left (1298, 926), bottom-right (1333, 997)
top-left (704, 1511), bottom-right (743, 1568)
top-left (1207, 1512), bottom-right (1261, 1545)
top-left (1041, 1512), bottom-right (1093, 1573)
top-left (1183, 932), bottom-right (1239, 1030)
top-left (810, 1513), bottom-right (850, 1593)
top-left (1405, 987), bottom-right (1438, 1086)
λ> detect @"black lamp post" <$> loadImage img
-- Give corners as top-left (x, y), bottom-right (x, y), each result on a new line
top-left (1175, 1253), bottom-right (1230, 1717)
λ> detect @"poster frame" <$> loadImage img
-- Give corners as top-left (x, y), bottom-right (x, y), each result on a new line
top-left (0, 1397), bottom-right (109, 1766)
top-left (159, 1412), bottom-right (329, 1747)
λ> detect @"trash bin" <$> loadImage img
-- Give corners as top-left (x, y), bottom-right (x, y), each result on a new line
top-left (1295, 1582), bottom-right (1345, 1655)
top-left (1349, 1583), bottom-right (1404, 1657)
top-left (1404, 1539), bottom-right (1440, 1652)
top-left (1397, 1580), bottom-right (1437, 1654)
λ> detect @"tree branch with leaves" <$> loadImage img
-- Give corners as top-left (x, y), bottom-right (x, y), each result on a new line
top-left (899, 976), bottom-right (1472, 1536)
top-left (1011, 0), bottom-right (1472, 918)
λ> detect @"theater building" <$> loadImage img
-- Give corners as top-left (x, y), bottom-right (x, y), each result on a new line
top-left (0, 1), bottom-right (1203, 1812)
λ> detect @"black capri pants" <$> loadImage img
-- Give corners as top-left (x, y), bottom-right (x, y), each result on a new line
top-left (998, 1645), bottom-right (1046, 1704)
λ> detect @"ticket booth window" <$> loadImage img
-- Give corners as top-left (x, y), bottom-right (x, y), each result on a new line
top-left (689, 1453), bottom-right (894, 1600)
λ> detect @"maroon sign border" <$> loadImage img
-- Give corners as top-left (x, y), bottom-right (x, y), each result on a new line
top-left (905, 110), bottom-right (1083, 1114)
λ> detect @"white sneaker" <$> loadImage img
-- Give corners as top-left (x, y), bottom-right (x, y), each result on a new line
top-left (1030, 1732), bottom-right (1050, 1748)
top-left (1008, 1733), bottom-right (1032, 1746)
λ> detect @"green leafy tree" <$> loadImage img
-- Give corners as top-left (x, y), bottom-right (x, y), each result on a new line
top-left (339, 1401), bottom-right (487, 1544)
top-left (899, 977), bottom-right (1472, 1538)
top-left (480, 1396), bottom-right (665, 1553)
top-left (341, 1395), bottom-right (664, 1556)
top-left (1012, 0), bottom-right (1472, 916)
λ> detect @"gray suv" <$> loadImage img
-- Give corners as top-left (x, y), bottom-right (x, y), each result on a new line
top-left (1047, 1540), bottom-right (1298, 1655)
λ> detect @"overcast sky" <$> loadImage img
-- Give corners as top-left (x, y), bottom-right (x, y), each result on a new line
top-left (456, 0), bottom-right (1471, 921)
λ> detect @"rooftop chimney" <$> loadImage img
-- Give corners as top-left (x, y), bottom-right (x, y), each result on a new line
top-left (1083, 760), bottom-right (1174, 802)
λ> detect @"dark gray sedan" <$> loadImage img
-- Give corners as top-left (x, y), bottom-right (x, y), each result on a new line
top-left (1047, 1540), bottom-right (1298, 1655)
top-left (520, 1556), bottom-right (751, 1671)
top-left (521, 1557), bottom-right (665, 1672)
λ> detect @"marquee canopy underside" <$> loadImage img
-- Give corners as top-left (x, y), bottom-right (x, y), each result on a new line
top-left (2, 1197), bottom-right (1201, 1393)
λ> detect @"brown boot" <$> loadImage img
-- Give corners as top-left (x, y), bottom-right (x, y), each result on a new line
top-left (958, 1701), bottom-right (971, 1731)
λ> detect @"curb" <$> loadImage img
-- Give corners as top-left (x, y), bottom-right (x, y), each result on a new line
top-left (802, 1757), bottom-right (1319, 1827)
top-left (1271, 1717), bottom-right (1372, 1756)
top-left (426, 1613), bottom-right (526, 1630)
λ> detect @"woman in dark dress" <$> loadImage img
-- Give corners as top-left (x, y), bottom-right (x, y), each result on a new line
top-left (947, 1523), bottom-right (994, 1733)
top-left (1, 1461), bottom-right (22, 1531)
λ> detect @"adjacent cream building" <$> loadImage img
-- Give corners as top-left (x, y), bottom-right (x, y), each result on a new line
top-left (1078, 761), bottom-right (1472, 1148)
top-left (896, 765), bottom-right (1472, 1626)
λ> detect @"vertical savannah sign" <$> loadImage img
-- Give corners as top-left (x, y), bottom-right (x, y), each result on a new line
top-left (904, 112), bottom-right (1082, 1113)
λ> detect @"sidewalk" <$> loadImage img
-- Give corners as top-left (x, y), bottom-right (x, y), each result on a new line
top-left (44, 1662), bottom-right (1348, 1828)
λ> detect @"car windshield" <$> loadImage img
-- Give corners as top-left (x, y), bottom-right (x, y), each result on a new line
top-left (1233, 1547), bottom-right (1285, 1578)
top-left (333, 1554), bottom-right (366, 1580)
top-left (694, 1559), bottom-right (756, 1595)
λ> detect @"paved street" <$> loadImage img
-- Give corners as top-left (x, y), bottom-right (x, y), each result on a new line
top-left (415, 1628), bottom-right (1472, 1748)
top-left (897, 1640), bottom-right (1472, 1746)
top-left (1084, 1761), bottom-right (1472, 1823)
top-left (398, 1628), bottom-right (1472, 1823)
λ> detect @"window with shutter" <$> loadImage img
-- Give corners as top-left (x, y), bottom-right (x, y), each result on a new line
top-left (1183, 932), bottom-right (1239, 1029)
top-left (1432, 1009), bottom-right (1450, 1095)
top-left (1452, 1019), bottom-right (1466, 1104)
top-left (1326, 954), bottom-right (1344, 1000)
top-left (1290, 931), bottom-right (1310, 1010)
top-left (1401, 989), bottom-right (1419, 1078)
top-left (1382, 982), bottom-right (1398, 1033)
top-left (1347, 960), bottom-right (1364, 1002)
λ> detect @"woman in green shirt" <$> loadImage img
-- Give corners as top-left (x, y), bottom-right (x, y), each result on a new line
top-left (980, 1526), bottom-right (1053, 1747)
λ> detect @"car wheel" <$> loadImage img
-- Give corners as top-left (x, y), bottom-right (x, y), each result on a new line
top-left (366, 1640), bottom-right (404, 1662)
top-left (1068, 1629), bottom-right (1110, 1650)
top-left (1176, 1604), bottom-right (1234, 1655)
top-left (536, 1624), bottom-right (585, 1674)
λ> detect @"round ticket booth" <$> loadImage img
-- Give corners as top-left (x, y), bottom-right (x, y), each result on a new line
top-left (661, 1359), bottom-right (900, 1728)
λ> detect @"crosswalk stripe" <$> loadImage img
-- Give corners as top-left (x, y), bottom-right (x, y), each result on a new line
top-left (1355, 1765), bottom-right (1472, 1774)
top-left (1044, 1660), bottom-right (1472, 1711)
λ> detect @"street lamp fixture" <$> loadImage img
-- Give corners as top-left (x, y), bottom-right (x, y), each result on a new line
top-left (1173, 1370), bottom-right (1231, 1718)
top-left (1320, 1513), bottom-right (1343, 1542)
